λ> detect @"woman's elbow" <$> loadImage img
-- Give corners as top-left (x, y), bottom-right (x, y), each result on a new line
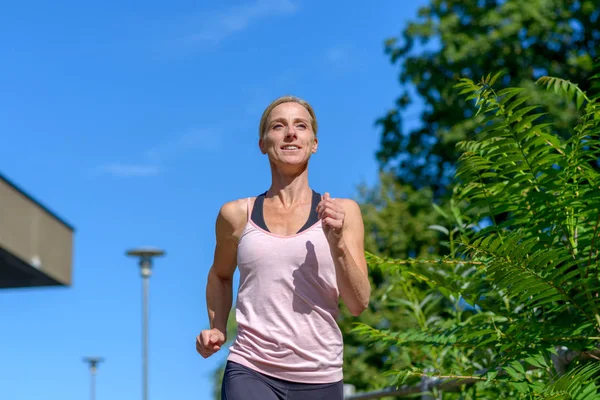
top-left (349, 302), bottom-right (368, 317)
top-left (349, 291), bottom-right (370, 317)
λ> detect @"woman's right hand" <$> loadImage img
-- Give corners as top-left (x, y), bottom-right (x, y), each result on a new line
top-left (196, 328), bottom-right (226, 358)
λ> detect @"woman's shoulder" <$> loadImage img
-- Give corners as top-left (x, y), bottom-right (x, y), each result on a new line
top-left (217, 196), bottom-right (254, 230)
top-left (338, 198), bottom-right (360, 211)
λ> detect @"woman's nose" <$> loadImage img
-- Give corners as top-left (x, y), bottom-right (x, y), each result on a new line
top-left (285, 125), bottom-right (297, 137)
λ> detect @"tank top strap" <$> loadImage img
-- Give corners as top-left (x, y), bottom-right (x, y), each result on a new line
top-left (250, 192), bottom-right (268, 230)
top-left (248, 190), bottom-right (320, 234)
top-left (296, 190), bottom-right (321, 232)
top-left (246, 197), bottom-right (251, 221)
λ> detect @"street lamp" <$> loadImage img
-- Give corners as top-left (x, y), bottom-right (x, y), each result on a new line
top-left (126, 246), bottom-right (165, 400)
top-left (83, 357), bottom-right (104, 400)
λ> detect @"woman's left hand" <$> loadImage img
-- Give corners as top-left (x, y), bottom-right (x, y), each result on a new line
top-left (316, 192), bottom-right (345, 246)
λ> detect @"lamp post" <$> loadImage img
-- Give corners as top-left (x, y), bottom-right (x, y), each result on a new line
top-left (83, 357), bottom-right (104, 400)
top-left (126, 246), bottom-right (165, 400)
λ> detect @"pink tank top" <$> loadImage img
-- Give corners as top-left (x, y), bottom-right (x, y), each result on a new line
top-left (226, 198), bottom-right (343, 383)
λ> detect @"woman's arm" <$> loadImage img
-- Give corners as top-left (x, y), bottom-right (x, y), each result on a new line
top-left (197, 200), bottom-right (245, 358)
top-left (318, 194), bottom-right (370, 316)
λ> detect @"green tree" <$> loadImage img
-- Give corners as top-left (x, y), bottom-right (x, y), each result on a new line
top-left (337, 1), bottom-right (600, 395)
top-left (377, 0), bottom-right (599, 193)
top-left (342, 1), bottom-right (600, 395)
top-left (356, 59), bottom-right (600, 398)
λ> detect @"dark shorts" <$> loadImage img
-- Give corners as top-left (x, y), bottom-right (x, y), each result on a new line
top-left (221, 361), bottom-right (344, 400)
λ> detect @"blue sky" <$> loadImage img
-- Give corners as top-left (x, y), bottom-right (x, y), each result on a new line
top-left (0, 1), bottom-right (427, 399)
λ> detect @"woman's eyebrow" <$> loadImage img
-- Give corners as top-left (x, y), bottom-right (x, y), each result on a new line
top-left (269, 117), bottom-right (310, 125)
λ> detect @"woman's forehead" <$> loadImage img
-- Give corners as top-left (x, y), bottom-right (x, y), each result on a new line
top-left (269, 102), bottom-right (311, 119)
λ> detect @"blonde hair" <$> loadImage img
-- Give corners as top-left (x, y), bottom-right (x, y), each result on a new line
top-left (258, 95), bottom-right (318, 138)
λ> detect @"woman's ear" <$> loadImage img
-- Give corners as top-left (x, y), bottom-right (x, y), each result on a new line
top-left (259, 137), bottom-right (267, 154)
top-left (312, 137), bottom-right (318, 154)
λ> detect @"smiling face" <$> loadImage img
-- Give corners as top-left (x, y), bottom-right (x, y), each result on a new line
top-left (259, 101), bottom-right (318, 168)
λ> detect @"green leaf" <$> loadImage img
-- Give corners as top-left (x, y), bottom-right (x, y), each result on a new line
top-left (577, 91), bottom-right (585, 109)
top-left (428, 225), bottom-right (449, 235)
top-left (524, 354), bottom-right (548, 369)
top-left (509, 361), bottom-right (525, 374)
top-left (485, 369), bottom-right (498, 385)
top-left (431, 203), bottom-right (450, 219)
top-left (504, 365), bottom-right (523, 381)
top-left (509, 381), bottom-right (530, 394)
top-left (489, 69), bottom-right (506, 87)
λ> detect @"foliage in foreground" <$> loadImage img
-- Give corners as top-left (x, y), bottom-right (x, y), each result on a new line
top-left (355, 59), bottom-right (600, 399)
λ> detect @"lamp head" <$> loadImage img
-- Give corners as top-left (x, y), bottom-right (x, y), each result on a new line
top-left (83, 357), bottom-right (104, 370)
top-left (126, 246), bottom-right (165, 258)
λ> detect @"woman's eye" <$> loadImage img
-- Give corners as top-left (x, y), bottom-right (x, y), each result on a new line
top-left (272, 124), bottom-right (283, 129)
top-left (297, 124), bottom-right (307, 129)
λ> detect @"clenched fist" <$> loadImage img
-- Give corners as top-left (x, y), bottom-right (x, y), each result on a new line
top-left (196, 329), bottom-right (226, 359)
top-left (316, 192), bottom-right (345, 245)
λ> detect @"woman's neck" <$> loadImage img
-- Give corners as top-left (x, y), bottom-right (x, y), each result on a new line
top-left (267, 164), bottom-right (312, 208)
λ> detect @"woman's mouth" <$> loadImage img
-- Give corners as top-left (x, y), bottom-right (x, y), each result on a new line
top-left (281, 145), bottom-right (300, 151)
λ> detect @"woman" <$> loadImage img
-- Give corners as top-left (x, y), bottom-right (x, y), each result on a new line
top-left (196, 95), bottom-right (371, 400)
